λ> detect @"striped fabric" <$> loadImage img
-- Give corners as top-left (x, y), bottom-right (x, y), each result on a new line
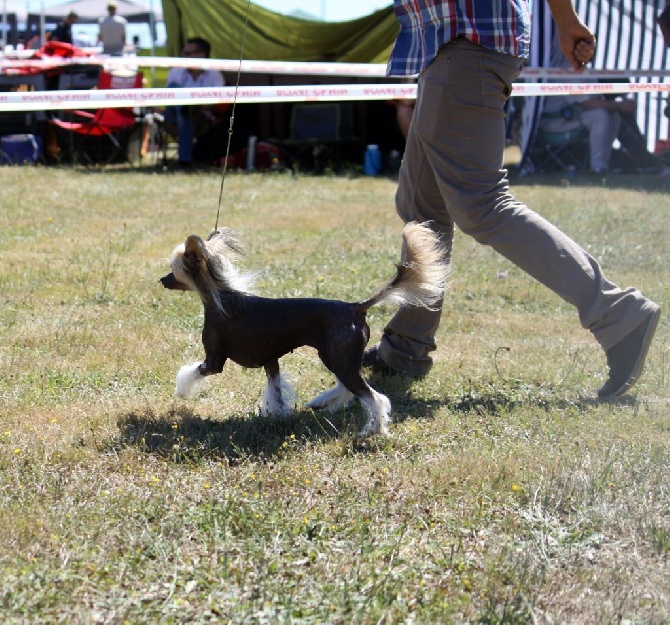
top-left (520, 0), bottom-right (670, 173)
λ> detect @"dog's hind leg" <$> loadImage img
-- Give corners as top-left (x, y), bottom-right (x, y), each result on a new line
top-left (331, 365), bottom-right (392, 436)
top-left (309, 372), bottom-right (391, 437)
top-left (356, 386), bottom-right (392, 437)
top-left (262, 361), bottom-right (296, 417)
top-left (307, 380), bottom-right (354, 412)
top-left (307, 327), bottom-right (390, 435)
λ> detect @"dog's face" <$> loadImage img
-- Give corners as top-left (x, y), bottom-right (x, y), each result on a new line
top-left (160, 270), bottom-right (189, 291)
top-left (160, 235), bottom-right (208, 293)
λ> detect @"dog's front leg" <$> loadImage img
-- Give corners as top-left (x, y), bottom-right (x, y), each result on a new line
top-left (199, 355), bottom-right (226, 376)
top-left (174, 356), bottom-right (226, 399)
top-left (262, 360), bottom-right (296, 417)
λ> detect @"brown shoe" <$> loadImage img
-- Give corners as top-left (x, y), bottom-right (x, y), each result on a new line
top-left (597, 305), bottom-right (661, 399)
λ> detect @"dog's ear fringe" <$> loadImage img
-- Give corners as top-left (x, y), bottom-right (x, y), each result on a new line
top-left (206, 228), bottom-right (246, 259)
top-left (167, 230), bottom-right (257, 319)
top-left (181, 230), bottom-right (258, 310)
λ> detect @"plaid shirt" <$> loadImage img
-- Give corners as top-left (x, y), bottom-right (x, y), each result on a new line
top-left (387, 0), bottom-right (531, 76)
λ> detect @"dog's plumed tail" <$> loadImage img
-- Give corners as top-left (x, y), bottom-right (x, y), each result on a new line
top-left (361, 222), bottom-right (449, 312)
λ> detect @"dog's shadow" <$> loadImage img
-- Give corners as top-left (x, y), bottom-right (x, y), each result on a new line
top-left (115, 376), bottom-right (447, 463)
top-left (116, 407), bottom-right (311, 464)
top-left (114, 377), bottom-right (617, 464)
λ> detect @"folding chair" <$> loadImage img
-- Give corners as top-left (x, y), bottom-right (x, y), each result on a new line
top-left (534, 126), bottom-right (589, 172)
top-left (274, 103), bottom-right (357, 172)
top-left (50, 69), bottom-right (145, 165)
top-left (530, 102), bottom-right (589, 173)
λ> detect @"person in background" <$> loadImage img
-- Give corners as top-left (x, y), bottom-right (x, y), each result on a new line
top-left (602, 87), bottom-right (666, 173)
top-left (573, 93), bottom-right (644, 174)
top-left (160, 37), bottom-right (225, 169)
top-left (98, 1), bottom-right (127, 55)
top-left (542, 91), bottom-right (626, 175)
top-left (544, 87), bottom-right (664, 174)
top-left (48, 11), bottom-right (78, 45)
top-left (363, 0), bottom-right (660, 401)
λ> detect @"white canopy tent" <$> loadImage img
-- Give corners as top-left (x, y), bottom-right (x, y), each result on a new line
top-left (0, 1), bottom-right (25, 46)
top-left (28, 0), bottom-right (163, 22)
top-left (1, 0), bottom-right (162, 47)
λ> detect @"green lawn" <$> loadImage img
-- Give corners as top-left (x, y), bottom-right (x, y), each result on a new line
top-left (0, 166), bottom-right (668, 623)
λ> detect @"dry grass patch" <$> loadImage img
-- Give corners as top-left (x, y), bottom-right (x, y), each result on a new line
top-left (0, 167), bottom-right (668, 623)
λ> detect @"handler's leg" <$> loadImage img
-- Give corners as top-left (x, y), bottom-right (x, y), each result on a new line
top-left (377, 39), bottom-right (658, 393)
top-left (374, 93), bottom-right (454, 377)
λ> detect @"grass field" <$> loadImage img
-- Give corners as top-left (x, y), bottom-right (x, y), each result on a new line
top-left (0, 166), bottom-right (668, 623)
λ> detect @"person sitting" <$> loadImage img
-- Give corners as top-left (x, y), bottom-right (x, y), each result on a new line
top-left (48, 12), bottom-right (78, 45)
top-left (160, 37), bottom-right (225, 169)
top-left (97, 1), bottom-right (127, 56)
top-left (540, 93), bottom-right (626, 174)
top-left (605, 94), bottom-right (665, 173)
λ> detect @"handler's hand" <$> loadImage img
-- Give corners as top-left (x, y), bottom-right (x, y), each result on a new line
top-left (557, 21), bottom-right (596, 72)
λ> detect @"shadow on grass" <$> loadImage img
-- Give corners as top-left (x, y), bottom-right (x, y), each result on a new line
top-left (116, 405), bottom-right (348, 465)
top-left (114, 376), bottom-right (446, 463)
top-left (45, 162), bottom-right (356, 178)
top-left (373, 372), bottom-right (637, 420)
top-left (114, 375), bottom-right (630, 464)
top-left (50, 163), bottom-right (670, 189)
top-left (115, 397), bottom-right (442, 464)
top-left (509, 169), bottom-right (670, 193)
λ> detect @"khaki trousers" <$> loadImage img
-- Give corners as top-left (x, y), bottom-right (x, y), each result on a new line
top-left (379, 38), bottom-right (654, 376)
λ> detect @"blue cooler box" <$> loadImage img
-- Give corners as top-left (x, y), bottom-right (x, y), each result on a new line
top-left (1, 134), bottom-right (42, 165)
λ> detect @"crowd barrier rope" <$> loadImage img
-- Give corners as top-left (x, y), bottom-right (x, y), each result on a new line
top-left (0, 81), bottom-right (669, 112)
top-left (2, 54), bottom-right (670, 80)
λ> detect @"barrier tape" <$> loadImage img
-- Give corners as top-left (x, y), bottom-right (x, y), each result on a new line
top-left (2, 56), bottom-right (390, 77)
top-left (0, 81), bottom-right (668, 112)
top-left (2, 54), bottom-right (670, 80)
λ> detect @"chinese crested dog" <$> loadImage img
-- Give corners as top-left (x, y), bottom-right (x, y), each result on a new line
top-left (161, 222), bottom-right (449, 436)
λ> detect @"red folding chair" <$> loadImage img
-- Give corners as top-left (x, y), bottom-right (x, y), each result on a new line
top-left (50, 69), bottom-right (144, 165)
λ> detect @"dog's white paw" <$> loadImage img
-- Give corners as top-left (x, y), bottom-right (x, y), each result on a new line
top-left (358, 391), bottom-right (392, 437)
top-left (307, 382), bottom-right (354, 412)
top-left (174, 362), bottom-right (206, 399)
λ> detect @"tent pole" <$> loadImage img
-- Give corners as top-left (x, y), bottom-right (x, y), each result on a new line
top-left (40, 2), bottom-right (45, 48)
top-left (149, 0), bottom-right (156, 85)
top-left (2, 0), bottom-right (7, 49)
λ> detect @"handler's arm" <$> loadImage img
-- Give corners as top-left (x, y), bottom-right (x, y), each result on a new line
top-left (545, 0), bottom-right (596, 72)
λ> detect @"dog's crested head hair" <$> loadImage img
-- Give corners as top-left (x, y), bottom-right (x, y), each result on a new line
top-left (161, 228), bottom-right (257, 311)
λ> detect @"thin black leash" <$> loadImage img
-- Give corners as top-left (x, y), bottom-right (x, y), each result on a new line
top-left (214, 0), bottom-right (253, 231)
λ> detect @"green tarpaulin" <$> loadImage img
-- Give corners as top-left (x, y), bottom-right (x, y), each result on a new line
top-left (161, 0), bottom-right (397, 64)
